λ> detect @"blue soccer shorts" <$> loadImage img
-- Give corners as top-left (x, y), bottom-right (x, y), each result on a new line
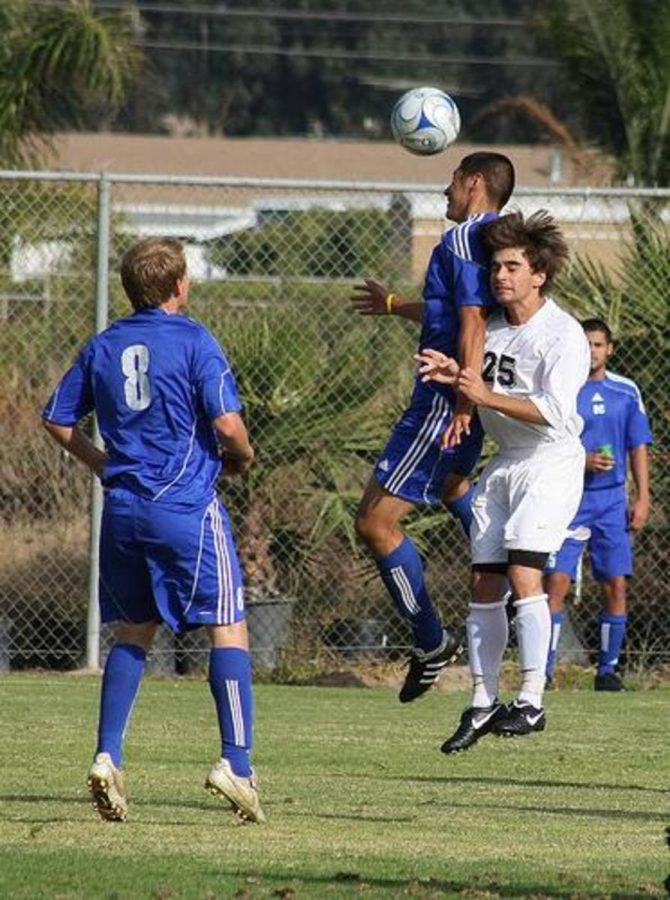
top-left (374, 391), bottom-right (483, 505)
top-left (547, 486), bottom-right (633, 582)
top-left (99, 489), bottom-right (246, 633)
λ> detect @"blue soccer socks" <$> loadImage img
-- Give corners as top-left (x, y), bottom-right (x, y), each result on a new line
top-left (97, 642), bottom-right (147, 768)
top-left (598, 612), bottom-right (627, 675)
top-left (209, 647), bottom-right (253, 778)
top-left (377, 536), bottom-right (443, 652)
top-left (545, 609), bottom-right (566, 681)
top-left (446, 484), bottom-right (475, 538)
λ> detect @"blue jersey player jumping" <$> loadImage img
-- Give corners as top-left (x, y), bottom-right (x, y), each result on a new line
top-left (42, 237), bottom-right (265, 824)
top-left (350, 152), bottom-right (515, 702)
top-left (544, 318), bottom-right (652, 692)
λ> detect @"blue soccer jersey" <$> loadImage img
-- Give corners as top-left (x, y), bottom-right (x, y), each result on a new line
top-left (43, 308), bottom-right (241, 507)
top-left (411, 212), bottom-right (497, 410)
top-left (548, 371), bottom-right (652, 581)
top-left (374, 213), bottom-right (496, 503)
top-left (418, 213), bottom-right (497, 354)
top-left (578, 372), bottom-right (653, 492)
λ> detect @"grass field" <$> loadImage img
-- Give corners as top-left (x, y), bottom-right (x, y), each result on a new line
top-left (0, 674), bottom-right (668, 899)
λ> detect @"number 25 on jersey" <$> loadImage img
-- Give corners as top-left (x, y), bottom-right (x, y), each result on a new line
top-left (482, 350), bottom-right (517, 388)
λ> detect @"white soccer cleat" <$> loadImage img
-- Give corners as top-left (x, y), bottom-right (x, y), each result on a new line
top-left (204, 758), bottom-right (266, 824)
top-left (87, 752), bottom-right (128, 822)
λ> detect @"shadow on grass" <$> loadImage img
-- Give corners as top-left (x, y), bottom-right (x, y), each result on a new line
top-left (192, 866), bottom-right (664, 900)
top-left (364, 772), bottom-right (670, 795)
top-left (0, 847), bottom-right (661, 900)
top-left (417, 798), bottom-right (668, 823)
top-left (2, 798), bottom-right (666, 898)
top-left (300, 802), bottom-right (665, 824)
top-left (3, 789), bottom-right (667, 830)
top-left (1, 793), bottom-right (413, 828)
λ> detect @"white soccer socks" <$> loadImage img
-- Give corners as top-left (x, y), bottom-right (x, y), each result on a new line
top-left (467, 600), bottom-right (509, 708)
top-left (515, 594), bottom-right (551, 708)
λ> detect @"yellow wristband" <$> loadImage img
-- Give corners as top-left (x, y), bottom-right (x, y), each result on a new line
top-left (385, 292), bottom-right (396, 315)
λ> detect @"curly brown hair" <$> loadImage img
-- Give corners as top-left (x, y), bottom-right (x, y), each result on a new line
top-left (483, 210), bottom-right (569, 294)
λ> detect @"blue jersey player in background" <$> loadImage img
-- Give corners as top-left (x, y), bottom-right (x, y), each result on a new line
top-left (544, 318), bottom-right (652, 692)
top-left (349, 152), bottom-right (515, 702)
top-left (42, 237), bottom-right (265, 824)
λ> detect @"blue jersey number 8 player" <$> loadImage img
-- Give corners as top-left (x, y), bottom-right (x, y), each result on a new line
top-left (349, 152), bottom-right (515, 702)
top-left (544, 318), bottom-right (652, 692)
top-left (43, 238), bottom-right (265, 824)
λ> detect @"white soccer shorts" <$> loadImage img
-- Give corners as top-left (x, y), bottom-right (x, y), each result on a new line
top-left (470, 443), bottom-right (585, 564)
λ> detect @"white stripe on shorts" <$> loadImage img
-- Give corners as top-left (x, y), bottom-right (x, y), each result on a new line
top-left (384, 394), bottom-right (449, 495)
top-left (183, 503), bottom-right (210, 618)
top-left (212, 502), bottom-right (234, 624)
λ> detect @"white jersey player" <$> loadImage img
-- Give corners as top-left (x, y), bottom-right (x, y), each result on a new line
top-left (472, 298), bottom-right (589, 567)
top-left (479, 300), bottom-right (588, 451)
top-left (417, 210), bottom-right (589, 753)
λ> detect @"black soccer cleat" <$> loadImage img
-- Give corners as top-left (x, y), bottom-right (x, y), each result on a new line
top-left (492, 701), bottom-right (546, 737)
top-left (441, 702), bottom-right (508, 754)
top-left (594, 672), bottom-right (626, 692)
top-left (398, 629), bottom-right (463, 704)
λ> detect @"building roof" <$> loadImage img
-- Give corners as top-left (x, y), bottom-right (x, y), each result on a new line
top-left (51, 132), bottom-right (606, 188)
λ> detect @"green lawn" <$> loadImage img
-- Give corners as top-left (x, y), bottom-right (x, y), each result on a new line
top-left (0, 675), bottom-right (667, 899)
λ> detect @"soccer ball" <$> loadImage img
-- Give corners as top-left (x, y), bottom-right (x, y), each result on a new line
top-left (390, 86), bottom-right (461, 156)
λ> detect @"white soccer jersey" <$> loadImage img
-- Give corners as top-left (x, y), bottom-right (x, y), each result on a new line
top-left (478, 298), bottom-right (590, 453)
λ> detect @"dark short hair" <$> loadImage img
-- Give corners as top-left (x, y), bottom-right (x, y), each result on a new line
top-left (458, 152), bottom-right (515, 209)
top-left (582, 318), bottom-right (614, 343)
top-left (120, 237), bottom-right (187, 310)
top-left (484, 210), bottom-right (569, 294)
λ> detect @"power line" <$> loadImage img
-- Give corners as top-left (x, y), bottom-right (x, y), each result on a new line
top-left (137, 38), bottom-right (561, 67)
top-left (88, 1), bottom-right (527, 28)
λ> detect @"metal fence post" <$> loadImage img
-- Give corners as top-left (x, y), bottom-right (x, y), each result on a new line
top-left (86, 172), bottom-right (111, 671)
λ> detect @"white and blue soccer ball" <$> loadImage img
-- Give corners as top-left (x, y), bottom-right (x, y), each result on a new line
top-left (390, 86), bottom-right (461, 156)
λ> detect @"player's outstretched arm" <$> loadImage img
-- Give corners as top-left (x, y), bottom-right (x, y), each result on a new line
top-left (42, 422), bottom-right (107, 479)
top-left (350, 278), bottom-right (423, 322)
top-left (213, 412), bottom-right (255, 476)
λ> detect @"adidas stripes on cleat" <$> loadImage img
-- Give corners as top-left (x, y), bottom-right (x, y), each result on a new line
top-left (399, 629), bottom-right (463, 703)
top-left (492, 701), bottom-right (546, 737)
top-left (441, 702), bottom-right (507, 754)
top-left (87, 752), bottom-right (128, 822)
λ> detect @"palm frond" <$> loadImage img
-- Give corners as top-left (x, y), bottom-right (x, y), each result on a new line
top-left (537, 0), bottom-right (670, 184)
top-left (0, 0), bottom-right (140, 166)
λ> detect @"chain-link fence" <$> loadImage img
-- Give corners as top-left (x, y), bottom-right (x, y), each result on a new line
top-left (1, 170), bottom-right (668, 675)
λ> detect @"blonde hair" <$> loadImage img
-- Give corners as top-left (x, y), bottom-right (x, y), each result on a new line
top-left (120, 238), bottom-right (187, 310)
